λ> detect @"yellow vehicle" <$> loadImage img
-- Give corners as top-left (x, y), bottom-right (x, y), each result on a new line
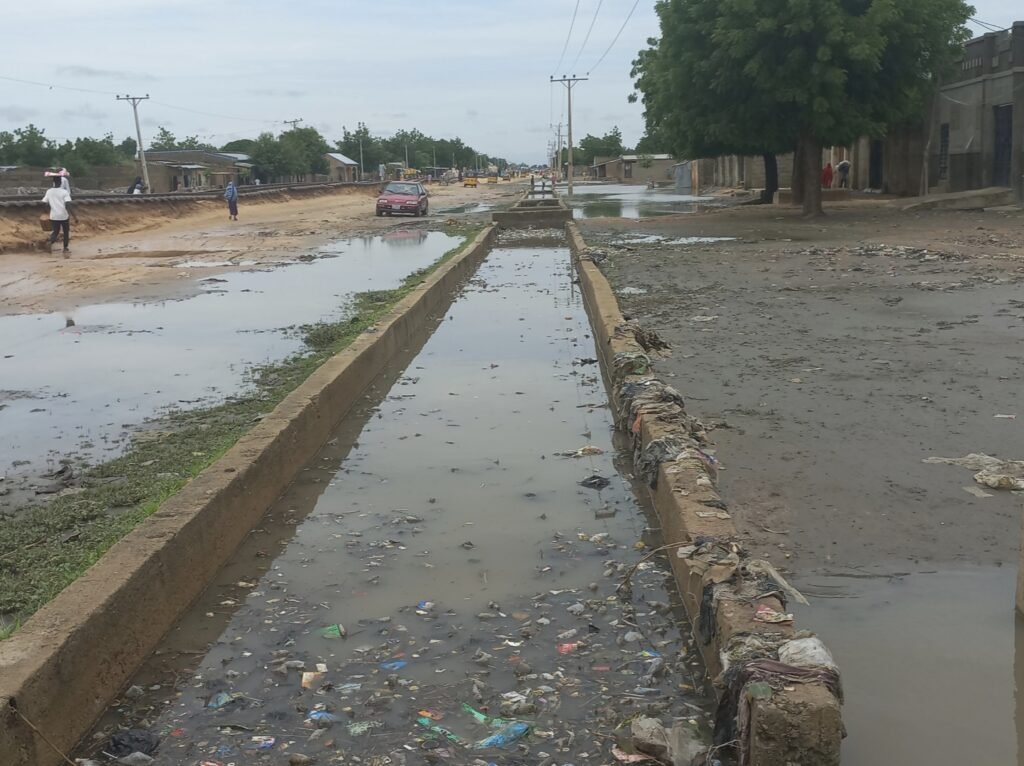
top-left (464, 175), bottom-right (478, 188)
top-left (486, 174), bottom-right (498, 184)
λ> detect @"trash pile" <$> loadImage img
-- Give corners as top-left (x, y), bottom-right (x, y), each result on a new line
top-left (924, 453), bottom-right (1024, 492)
top-left (495, 228), bottom-right (566, 247)
top-left (77, 533), bottom-right (714, 766)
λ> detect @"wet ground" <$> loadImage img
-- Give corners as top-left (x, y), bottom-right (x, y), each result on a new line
top-left (587, 206), bottom-right (1024, 765)
top-left (75, 241), bottom-right (712, 764)
top-left (0, 230), bottom-right (461, 515)
top-left (567, 184), bottom-right (715, 220)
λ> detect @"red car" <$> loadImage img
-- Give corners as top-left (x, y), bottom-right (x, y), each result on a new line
top-left (376, 182), bottom-right (429, 217)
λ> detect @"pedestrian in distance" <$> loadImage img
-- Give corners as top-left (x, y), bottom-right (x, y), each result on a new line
top-left (41, 175), bottom-right (77, 257)
top-left (224, 180), bottom-right (239, 221)
top-left (127, 176), bottom-right (143, 194)
top-left (837, 159), bottom-right (851, 189)
top-left (821, 162), bottom-right (834, 189)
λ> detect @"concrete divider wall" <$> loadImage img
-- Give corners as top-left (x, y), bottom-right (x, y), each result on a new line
top-left (0, 226), bottom-right (498, 766)
top-left (566, 222), bottom-right (844, 766)
top-left (492, 191), bottom-right (573, 228)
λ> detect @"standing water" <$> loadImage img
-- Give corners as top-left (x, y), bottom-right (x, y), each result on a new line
top-left (0, 231), bottom-right (460, 510)
top-left (76, 242), bottom-right (713, 763)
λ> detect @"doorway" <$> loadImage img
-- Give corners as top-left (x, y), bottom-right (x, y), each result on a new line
top-left (869, 139), bottom-right (884, 189)
top-left (993, 104), bottom-right (1013, 187)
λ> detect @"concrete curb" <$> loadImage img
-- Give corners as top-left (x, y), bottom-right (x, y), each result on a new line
top-left (0, 225), bottom-right (498, 766)
top-left (566, 222), bottom-right (843, 766)
top-left (492, 190), bottom-right (573, 228)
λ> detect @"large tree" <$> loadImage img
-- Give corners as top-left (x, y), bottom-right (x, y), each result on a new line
top-left (632, 0), bottom-right (972, 215)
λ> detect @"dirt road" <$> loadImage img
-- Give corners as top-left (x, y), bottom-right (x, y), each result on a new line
top-left (0, 182), bottom-right (516, 315)
top-left (582, 198), bottom-right (1024, 764)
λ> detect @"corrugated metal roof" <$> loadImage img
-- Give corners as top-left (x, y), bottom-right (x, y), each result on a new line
top-left (326, 152), bottom-right (358, 165)
top-left (621, 154), bottom-right (673, 161)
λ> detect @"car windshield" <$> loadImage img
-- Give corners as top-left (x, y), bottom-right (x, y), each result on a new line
top-left (384, 183), bottom-right (418, 195)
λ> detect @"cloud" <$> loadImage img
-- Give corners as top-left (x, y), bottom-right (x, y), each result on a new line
top-left (0, 105), bottom-right (38, 123)
top-left (466, 109), bottom-right (479, 119)
top-left (57, 65), bottom-right (158, 82)
top-left (59, 104), bottom-right (112, 122)
top-left (246, 88), bottom-right (306, 98)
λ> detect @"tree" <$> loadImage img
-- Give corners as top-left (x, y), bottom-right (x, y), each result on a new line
top-left (280, 126), bottom-right (330, 175)
top-left (577, 127), bottom-right (626, 166)
top-left (117, 136), bottom-right (137, 160)
top-left (632, 0), bottom-right (972, 215)
top-left (149, 126), bottom-right (178, 151)
top-left (177, 135), bottom-right (217, 151)
top-left (221, 138), bottom-right (256, 154)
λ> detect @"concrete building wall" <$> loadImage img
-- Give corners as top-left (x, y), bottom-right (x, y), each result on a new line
top-left (594, 158), bottom-right (675, 184)
top-left (326, 155), bottom-right (358, 182)
top-left (930, 22), bottom-right (1024, 199)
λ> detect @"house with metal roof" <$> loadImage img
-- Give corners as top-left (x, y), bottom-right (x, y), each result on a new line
top-left (590, 153), bottom-right (675, 185)
top-left (325, 152), bottom-right (360, 182)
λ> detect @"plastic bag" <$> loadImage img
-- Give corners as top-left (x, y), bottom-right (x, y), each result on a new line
top-left (778, 637), bottom-right (837, 670)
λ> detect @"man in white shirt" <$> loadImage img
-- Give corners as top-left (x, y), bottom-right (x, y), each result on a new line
top-left (41, 176), bottom-right (77, 256)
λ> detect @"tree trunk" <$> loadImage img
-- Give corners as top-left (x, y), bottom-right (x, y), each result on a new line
top-left (800, 133), bottom-right (823, 217)
top-left (760, 152), bottom-right (779, 203)
top-left (791, 142), bottom-right (805, 205)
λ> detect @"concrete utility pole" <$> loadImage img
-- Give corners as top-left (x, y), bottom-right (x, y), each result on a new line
top-left (551, 76), bottom-right (587, 196)
top-left (283, 118), bottom-right (303, 130)
top-left (551, 122), bottom-right (565, 177)
top-left (358, 138), bottom-right (364, 181)
top-left (117, 94), bottom-right (151, 193)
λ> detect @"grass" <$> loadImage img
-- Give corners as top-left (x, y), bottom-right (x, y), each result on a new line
top-left (0, 224), bottom-right (485, 632)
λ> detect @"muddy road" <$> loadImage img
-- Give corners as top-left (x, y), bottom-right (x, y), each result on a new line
top-left (74, 238), bottom-right (712, 764)
top-left (587, 200), bottom-right (1024, 765)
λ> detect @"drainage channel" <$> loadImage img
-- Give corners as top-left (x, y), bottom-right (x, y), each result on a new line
top-left (75, 236), bottom-right (713, 765)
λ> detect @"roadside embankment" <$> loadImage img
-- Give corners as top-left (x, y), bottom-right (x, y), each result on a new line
top-left (0, 225), bottom-right (497, 766)
top-left (0, 182), bottom-right (379, 253)
top-left (566, 221), bottom-right (844, 766)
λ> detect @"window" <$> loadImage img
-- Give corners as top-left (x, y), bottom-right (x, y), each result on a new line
top-left (938, 123), bottom-right (950, 181)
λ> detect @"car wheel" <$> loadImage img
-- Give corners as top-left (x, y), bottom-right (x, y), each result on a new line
top-left (422, 203), bottom-right (429, 216)
top-left (376, 210), bottom-right (383, 217)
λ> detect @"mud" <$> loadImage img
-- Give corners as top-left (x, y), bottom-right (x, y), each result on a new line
top-left (73, 243), bottom-right (713, 764)
top-left (588, 202), bottom-right (1024, 765)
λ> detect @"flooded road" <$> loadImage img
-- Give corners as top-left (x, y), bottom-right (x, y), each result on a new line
top-left (76, 242), bottom-right (712, 764)
top-left (794, 566), bottom-right (1022, 765)
top-left (0, 230), bottom-right (460, 509)
top-left (569, 184), bottom-right (713, 219)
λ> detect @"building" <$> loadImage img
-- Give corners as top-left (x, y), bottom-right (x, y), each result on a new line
top-left (930, 22), bottom-right (1024, 198)
top-left (590, 154), bottom-right (675, 184)
top-left (325, 152), bottom-right (360, 182)
top-left (142, 150), bottom-right (255, 192)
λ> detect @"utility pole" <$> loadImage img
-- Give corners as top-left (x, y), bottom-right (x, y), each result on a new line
top-left (117, 94), bottom-right (151, 193)
top-left (358, 138), bottom-right (364, 181)
top-left (551, 76), bottom-right (587, 196)
top-left (283, 118), bottom-right (303, 130)
top-left (551, 122), bottom-right (565, 177)
top-left (405, 144), bottom-right (410, 170)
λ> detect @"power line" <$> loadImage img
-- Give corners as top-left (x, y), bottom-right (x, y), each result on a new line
top-left (570, 0), bottom-right (604, 72)
top-left (553, 0), bottom-right (582, 75)
top-left (588, 0), bottom-right (642, 74)
top-left (0, 74), bottom-right (118, 97)
top-left (969, 16), bottom-right (1009, 32)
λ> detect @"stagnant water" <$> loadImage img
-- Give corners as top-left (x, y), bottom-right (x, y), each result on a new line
top-left (0, 231), bottom-right (460, 511)
top-left (568, 185), bottom-right (714, 220)
top-left (74, 244), bottom-right (713, 764)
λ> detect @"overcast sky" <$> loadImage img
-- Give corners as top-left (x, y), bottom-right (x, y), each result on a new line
top-left (0, 0), bottom-right (1019, 163)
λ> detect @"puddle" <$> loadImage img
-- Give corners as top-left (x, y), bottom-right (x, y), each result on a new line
top-left (794, 565), bottom-right (1021, 765)
top-left (0, 231), bottom-right (462, 504)
top-left (75, 245), bottom-right (713, 764)
top-left (172, 259), bottom-right (259, 268)
top-left (440, 202), bottom-right (495, 215)
top-left (569, 184), bottom-right (714, 219)
top-left (610, 234), bottom-right (739, 246)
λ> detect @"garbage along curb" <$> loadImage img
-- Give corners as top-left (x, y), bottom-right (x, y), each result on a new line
top-left (0, 225), bottom-right (499, 766)
top-left (565, 221), bottom-right (843, 766)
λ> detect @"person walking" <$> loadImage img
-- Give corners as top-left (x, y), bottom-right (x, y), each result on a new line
top-left (837, 159), bottom-right (851, 189)
top-left (41, 175), bottom-right (76, 256)
top-left (224, 181), bottom-right (239, 221)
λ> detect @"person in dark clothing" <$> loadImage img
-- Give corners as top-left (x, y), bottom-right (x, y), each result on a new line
top-left (128, 176), bottom-right (143, 194)
top-left (224, 181), bottom-right (239, 221)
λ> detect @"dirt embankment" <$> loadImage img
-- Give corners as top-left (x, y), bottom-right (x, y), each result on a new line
top-left (0, 181), bottom-right (517, 315)
top-left (0, 185), bottom-right (376, 254)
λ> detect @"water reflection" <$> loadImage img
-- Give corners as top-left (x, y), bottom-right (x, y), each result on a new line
top-left (568, 183), bottom-right (714, 219)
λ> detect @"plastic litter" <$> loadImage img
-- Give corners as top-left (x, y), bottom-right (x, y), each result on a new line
top-left (924, 453), bottom-right (1024, 491)
top-left (319, 623), bottom-right (347, 639)
top-left (106, 730), bottom-right (160, 757)
top-left (753, 603), bottom-right (794, 624)
top-left (380, 659), bottom-right (408, 670)
top-left (612, 745), bottom-right (657, 762)
top-left (348, 720), bottom-right (384, 736)
top-left (250, 735), bottom-right (276, 749)
top-left (475, 721), bottom-right (532, 749)
top-left (305, 710), bottom-right (341, 728)
top-left (116, 754), bottom-right (154, 766)
top-left (580, 474), bottom-right (611, 490)
top-left (778, 637), bottom-right (838, 670)
top-left (556, 445), bottom-right (605, 458)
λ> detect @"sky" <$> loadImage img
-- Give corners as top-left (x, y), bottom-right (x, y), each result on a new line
top-left (0, 0), bottom-right (1019, 164)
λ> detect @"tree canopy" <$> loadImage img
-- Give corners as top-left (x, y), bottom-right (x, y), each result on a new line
top-left (0, 125), bottom-right (137, 176)
top-left (148, 126), bottom-right (216, 152)
top-left (631, 0), bottom-right (973, 214)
